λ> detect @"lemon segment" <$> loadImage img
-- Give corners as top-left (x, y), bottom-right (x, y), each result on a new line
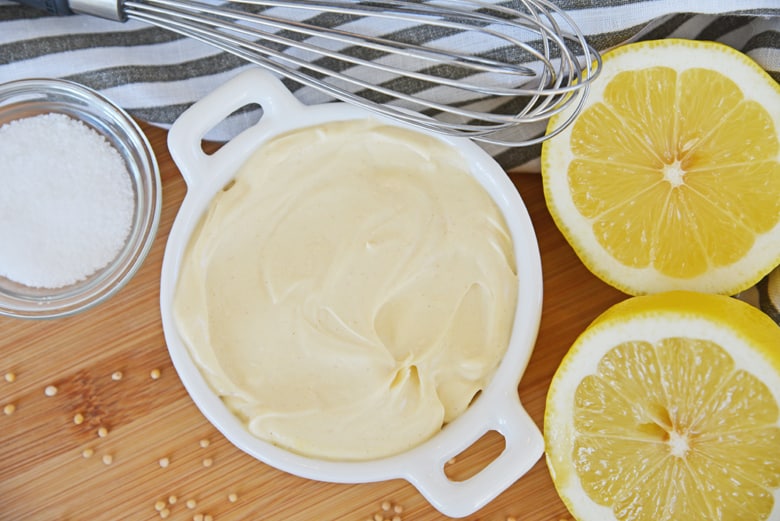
top-left (545, 291), bottom-right (780, 521)
top-left (542, 39), bottom-right (780, 295)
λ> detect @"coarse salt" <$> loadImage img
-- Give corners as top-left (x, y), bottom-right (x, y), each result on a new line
top-left (0, 113), bottom-right (134, 289)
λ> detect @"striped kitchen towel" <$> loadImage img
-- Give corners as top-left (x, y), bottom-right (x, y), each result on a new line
top-left (1, 0), bottom-right (777, 171)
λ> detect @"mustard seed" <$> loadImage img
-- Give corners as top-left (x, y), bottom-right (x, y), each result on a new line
top-left (111, 371), bottom-right (123, 381)
top-left (154, 501), bottom-right (166, 512)
top-left (3, 403), bottom-right (15, 415)
top-left (168, 495), bottom-right (178, 505)
top-left (158, 457), bottom-right (170, 468)
top-left (193, 515), bottom-right (204, 521)
top-left (159, 508), bottom-right (170, 519)
top-left (393, 505), bottom-right (403, 514)
top-left (202, 457), bottom-right (213, 468)
top-left (97, 426), bottom-right (109, 438)
top-left (44, 385), bottom-right (58, 396)
top-left (204, 515), bottom-right (213, 521)
top-left (186, 499), bottom-right (197, 509)
top-left (506, 517), bottom-right (517, 521)
top-left (227, 492), bottom-right (238, 503)
top-left (82, 448), bottom-right (94, 459)
top-left (373, 514), bottom-right (383, 521)
top-left (150, 368), bottom-right (161, 380)
top-left (199, 438), bottom-right (210, 448)
top-left (102, 454), bottom-right (113, 465)
top-left (4, 372), bottom-right (16, 383)
top-left (73, 413), bottom-right (85, 425)
top-left (392, 517), bottom-right (401, 521)
top-left (381, 501), bottom-right (391, 511)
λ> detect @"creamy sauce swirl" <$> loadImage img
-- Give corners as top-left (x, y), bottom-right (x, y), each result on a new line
top-left (174, 120), bottom-right (518, 460)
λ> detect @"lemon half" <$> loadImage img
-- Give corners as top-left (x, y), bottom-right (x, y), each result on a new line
top-left (545, 291), bottom-right (780, 521)
top-left (542, 39), bottom-right (780, 295)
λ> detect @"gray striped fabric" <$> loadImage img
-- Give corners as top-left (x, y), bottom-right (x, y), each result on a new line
top-left (1, 0), bottom-right (778, 171)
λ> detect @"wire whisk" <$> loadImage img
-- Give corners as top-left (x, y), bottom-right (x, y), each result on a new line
top-left (22, 0), bottom-right (601, 146)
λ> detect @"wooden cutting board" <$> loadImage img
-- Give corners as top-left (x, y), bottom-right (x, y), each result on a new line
top-left (0, 122), bottom-right (625, 521)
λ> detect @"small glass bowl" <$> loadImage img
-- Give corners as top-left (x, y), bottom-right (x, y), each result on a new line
top-left (0, 78), bottom-right (161, 319)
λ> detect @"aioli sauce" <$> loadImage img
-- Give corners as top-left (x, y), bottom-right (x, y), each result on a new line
top-left (173, 120), bottom-right (518, 460)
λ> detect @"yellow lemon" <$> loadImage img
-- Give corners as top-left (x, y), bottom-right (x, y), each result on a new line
top-left (544, 291), bottom-right (780, 521)
top-left (541, 39), bottom-right (780, 295)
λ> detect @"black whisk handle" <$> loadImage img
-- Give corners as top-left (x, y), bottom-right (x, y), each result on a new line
top-left (15, 0), bottom-right (124, 20)
top-left (15, 0), bottom-right (75, 15)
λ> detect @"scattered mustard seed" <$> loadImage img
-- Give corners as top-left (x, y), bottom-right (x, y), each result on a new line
top-left (158, 457), bottom-right (170, 468)
top-left (381, 501), bottom-right (391, 512)
top-left (393, 505), bottom-right (403, 514)
top-left (81, 448), bottom-right (94, 459)
top-left (154, 501), bottom-right (166, 512)
top-left (168, 495), bottom-right (178, 505)
top-left (3, 403), bottom-right (15, 415)
top-left (4, 372), bottom-right (16, 383)
top-left (199, 438), bottom-right (210, 448)
top-left (102, 454), bottom-right (113, 465)
top-left (373, 514), bottom-right (383, 521)
top-left (392, 516), bottom-right (401, 521)
top-left (204, 515), bottom-right (213, 521)
top-left (506, 517), bottom-right (517, 521)
top-left (227, 492), bottom-right (238, 503)
top-left (202, 457), bottom-right (213, 468)
top-left (159, 508), bottom-right (170, 519)
top-left (150, 368), bottom-right (161, 380)
top-left (44, 385), bottom-right (58, 396)
top-left (186, 499), bottom-right (197, 509)
top-left (193, 514), bottom-right (204, 521)
top-left (111, 371), bottom-right (123, 381)
top-left (97, 426), bottom-right (109, 438)
top-left (73, 413), bottom-right (85, 425)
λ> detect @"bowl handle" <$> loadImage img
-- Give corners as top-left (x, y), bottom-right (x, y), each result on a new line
top-left (167, 68), bottom-right (304, 188)
top-left (406, 392), bottom-right (544, 518)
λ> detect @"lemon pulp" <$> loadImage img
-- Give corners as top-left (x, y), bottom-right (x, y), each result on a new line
top-left (545, 291), bottom-right (780, 521)
top-left (542, 39), bottom-right (780, 295)
top-left (574, 339), bottom-right (780, 521)
top-left (570, 66), bottom-right (779, 279)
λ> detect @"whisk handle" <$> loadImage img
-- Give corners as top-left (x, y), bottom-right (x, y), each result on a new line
top-left (14, 0), bottom-right (74, 15)
top-left (14, 0), bottom-right (125, 21)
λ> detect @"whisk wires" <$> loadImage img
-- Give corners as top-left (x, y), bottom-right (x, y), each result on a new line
top-left (123, 0), bottom-right (601, 146)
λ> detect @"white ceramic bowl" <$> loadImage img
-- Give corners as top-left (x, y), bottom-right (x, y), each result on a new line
top-left (160, 68), bottom-right (543, 518)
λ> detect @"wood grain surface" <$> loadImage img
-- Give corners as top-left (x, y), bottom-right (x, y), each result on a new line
top-left (0, 122), bottom-right (626, 521)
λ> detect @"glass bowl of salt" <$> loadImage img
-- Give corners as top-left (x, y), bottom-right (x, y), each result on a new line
top-left (0, 78), bottom-right (161, 319)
